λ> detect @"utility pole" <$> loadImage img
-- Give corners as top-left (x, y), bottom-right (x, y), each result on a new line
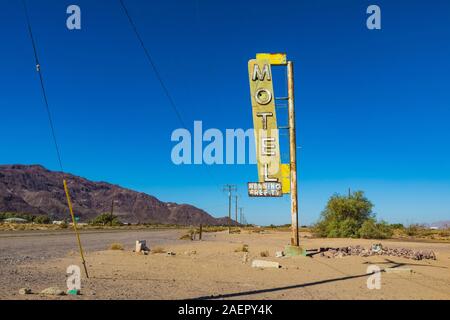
top-left (235, 195), bottom-right (238, 224)
top-left (110, 198), bottom-right (114, 226)
top-left (239, 207), bottom-right (243, 224)
top-left (223, 184), bottom-right (237, 233)
top-left (287, 60), bottom-right (299, 247)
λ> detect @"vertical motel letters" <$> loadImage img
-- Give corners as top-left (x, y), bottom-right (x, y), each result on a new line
top-left (248, 59), bottom-right (282, 182)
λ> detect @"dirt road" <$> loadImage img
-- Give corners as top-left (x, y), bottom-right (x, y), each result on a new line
top-left (0, 228), bottom-right (185, 263)
top-left (1, 229), bottom-right (449, 300)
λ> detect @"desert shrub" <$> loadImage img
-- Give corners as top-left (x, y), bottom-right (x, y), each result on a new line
top-left (260, 250), bottom-right (269, 257)
top-left (109, 243), bottom-right (124, 250)
top-left (234, 244), bottom-right (249, 252)
top-left (405, 224), bottom-right (421, 236)
top-left (179, 233), bottom-right (193, 240)
top-left (390, 223), bottom-right (404, 229)
top-left (438, 230), bottom-right (450, 237)
top-left (152, 247), bottom-right (166, 254)
top-left (179, 228), bottom-right (196, 240)
top-left (359, 220), bottom-right (393, 239)
top-left (202, 226), bottom-right (227, 233)
top-left (33, 215), bottom-right (51, 224)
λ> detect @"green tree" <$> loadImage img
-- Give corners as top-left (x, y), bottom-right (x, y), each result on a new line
top-left (90, 213), bottom-right (122, 226)
top-left (315, 191), bottom-right (374, 238)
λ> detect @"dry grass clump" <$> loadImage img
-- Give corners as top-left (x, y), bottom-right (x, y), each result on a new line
top-left (152, 247), bottom-right (166, 254)
top-left (202, 226), bottom-right (228, 233)
top-left (260, 250), bottom-right (269, 257)
top-left (234, 244), bottom-right (249, 253)
top-left (179, 229), bottom-right (195, 240)
top-left (179, 233), bottom-right (192, 240)
top-left (109, 243), bottom-right (124, 250)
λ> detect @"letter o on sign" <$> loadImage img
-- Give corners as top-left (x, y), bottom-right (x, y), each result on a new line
top-left (254, 88), bottom-right (272, 105)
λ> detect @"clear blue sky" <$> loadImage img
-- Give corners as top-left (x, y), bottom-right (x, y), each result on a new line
top-left (1, 0), bottom-right (449, 225)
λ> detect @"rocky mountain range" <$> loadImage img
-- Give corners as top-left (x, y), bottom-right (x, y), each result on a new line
top-left (0, 164), bottom-right (236, 225)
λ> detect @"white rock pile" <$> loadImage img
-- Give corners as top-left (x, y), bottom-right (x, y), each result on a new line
top-left (317, 244), bottom-right (436, 260)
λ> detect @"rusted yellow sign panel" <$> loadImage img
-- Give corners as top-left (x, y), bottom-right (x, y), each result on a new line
top-left (281, 163), bottom-right (290, 194)
top-left (248, 59), bottom-right (282, 183)
top-left (255, 53), bottom-right (287, 65)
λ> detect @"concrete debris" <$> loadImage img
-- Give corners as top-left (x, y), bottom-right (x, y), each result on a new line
top-left (67, 289), bottom-right (81, 295)
top-left (251, 259), bottom-right (280, 269)
top-left (242, 252), bottom-right (249, 263)
top-left (316, 245), bottom-right (436, 260)
top-left (385, 267), bottom-right (413, 274)
top-left (135, 240), bottom-right (150, 253)
top-left (371, 243), bottom-right (383, 253)
top-left (19, 288), bottom-right (32, 295)
top-left (275, 251), bottom-right (285, 258)
top-left (40, 287), bottom-right (65, 296)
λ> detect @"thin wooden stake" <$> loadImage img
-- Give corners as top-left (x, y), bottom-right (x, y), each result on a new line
top-left (63, 179), bottom-right (89, 278)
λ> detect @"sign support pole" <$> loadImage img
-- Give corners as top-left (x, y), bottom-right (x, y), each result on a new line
top-left (287, 61), bottom-right (299, 247)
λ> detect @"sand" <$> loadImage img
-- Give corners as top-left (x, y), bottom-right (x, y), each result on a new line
top-left (1, 229), bottom-right (449, 300)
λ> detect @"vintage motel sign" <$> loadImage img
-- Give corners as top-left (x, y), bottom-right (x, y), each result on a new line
top-left (247, 53), bottom-right (301, 248)
top-left (248, 58), bottom-right (282, 184)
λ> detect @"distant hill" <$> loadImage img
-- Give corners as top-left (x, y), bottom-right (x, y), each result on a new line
top-left (0, 164), bottom-right (237, 225)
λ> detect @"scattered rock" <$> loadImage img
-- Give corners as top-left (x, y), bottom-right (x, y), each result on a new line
top-left (242, 252), bottom-right (249, 263)
top-left (184, 250), bottom-right (197, 256)
top-left (41, 287), bottom-right (65, 296)
top-left (371, 243), bottom-right (383, 253)
top-left (275, 251), bottom-right (285, 258)
top-left (166, 251), bottom-right (176, 256)
top-left (19, 288), bottom-right (32, 295)
top-left (315, 245), bottom-right (436, 260)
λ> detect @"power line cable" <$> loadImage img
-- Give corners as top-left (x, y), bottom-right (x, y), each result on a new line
top-left (119, 0), bottom-right (186, 128)
top-left (119, 0), bottom-right (222, 186)
top-left (21, 0), bottom-right (64, 172)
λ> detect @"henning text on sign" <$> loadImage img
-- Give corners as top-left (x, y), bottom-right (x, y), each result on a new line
top-left (248, 59), bottom-right (282, 183)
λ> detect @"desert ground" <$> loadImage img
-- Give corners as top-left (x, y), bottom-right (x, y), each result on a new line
top-left (1, 228), bottom-right (449, 300)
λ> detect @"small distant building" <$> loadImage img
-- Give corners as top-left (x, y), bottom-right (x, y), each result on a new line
top-left (3, 217), bottom-right (28, 223)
